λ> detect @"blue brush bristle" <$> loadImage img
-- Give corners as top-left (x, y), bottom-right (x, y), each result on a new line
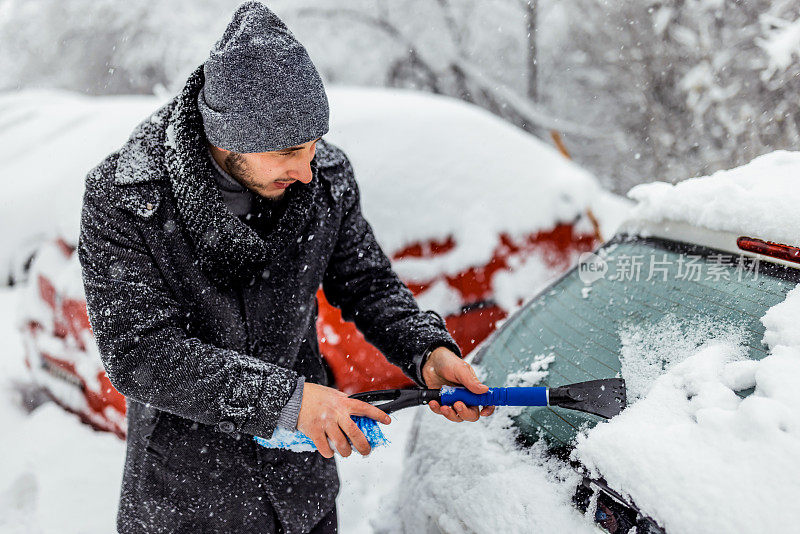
top-left (254, 416), bottom-right (389, 452)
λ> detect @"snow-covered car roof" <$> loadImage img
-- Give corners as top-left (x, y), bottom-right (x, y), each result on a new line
top-left (0, 85), bottom-right (605, 282)
top-left (625, 150), bottom-right (800, 248)
top-left (326, 87), bottom-right (602, 274)
top-left (389, 152), bottom-right (800, 533)
top-left (0, 91), bottom-right (159, 281)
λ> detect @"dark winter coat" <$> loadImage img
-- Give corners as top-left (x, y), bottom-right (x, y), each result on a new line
top-left (78, 63), bottom-right (459, 534)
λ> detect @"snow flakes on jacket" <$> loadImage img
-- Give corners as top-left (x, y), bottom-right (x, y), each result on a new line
top-left (78, 63), bottom-right (459, 534)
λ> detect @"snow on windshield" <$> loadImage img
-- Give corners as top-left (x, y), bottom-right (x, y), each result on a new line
top-left (390, 210), bottom-right (799, 532)
top-left (628, 150), bottom-right (800, 247)
top-left (574, 285), bottom-right (800, 533)
top-left (618, 315), bottom-right (747, 401)
top-left (392, 278), bottom-right (799, 533)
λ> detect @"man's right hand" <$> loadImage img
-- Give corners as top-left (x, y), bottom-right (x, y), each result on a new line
top-left (296, 383), bottom-right (391, 458)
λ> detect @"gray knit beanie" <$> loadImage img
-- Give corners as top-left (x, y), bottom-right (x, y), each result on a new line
top-left (197, 1), bottom-right (329, 153)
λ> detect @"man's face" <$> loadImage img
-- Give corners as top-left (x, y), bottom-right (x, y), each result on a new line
top-left (208, 138), bottom-right (319, 199)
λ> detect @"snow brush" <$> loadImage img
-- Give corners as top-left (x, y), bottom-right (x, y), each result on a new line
top-left (254, 379), bottom-right (626, 452)
top-left (253, 416), bottom-right (390, 453)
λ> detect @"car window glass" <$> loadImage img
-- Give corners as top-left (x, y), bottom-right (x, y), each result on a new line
top-left (475, 236), bottom-right (800, 448)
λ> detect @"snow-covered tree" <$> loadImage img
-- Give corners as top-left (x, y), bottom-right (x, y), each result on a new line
top-left (0, 0), bottom-right (240, 94)
top-left (2, 0), bottom-right (798, 193)
top-left (549, 0), bottom-right (800, 191)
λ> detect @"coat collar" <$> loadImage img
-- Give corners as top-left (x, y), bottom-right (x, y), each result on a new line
top-left (160, 64), bottom-right (323, 285)
top-left (110, 103), bottom-right (172, 218)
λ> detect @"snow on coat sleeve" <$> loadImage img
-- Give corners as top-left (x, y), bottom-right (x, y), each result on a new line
top-left (77, 162), bottom-right (297, 438)
top-left (321, 157), bottom-right (461, 386)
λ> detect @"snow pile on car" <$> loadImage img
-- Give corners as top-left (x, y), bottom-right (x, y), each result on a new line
top-left (327, 87), bottom-right (605, 277)
top-left (375, 407), bottom-right (596, 534)
top-left (627, 150), bottom-right (800, 246)
top-left (573, 152), bottom-right (800, 532)
top-left (0, 90), bottom-right (163, 282)
top-left (617, 315), bottom-right (747, 401)
top-left (574, 275), bottom-right (800, 532)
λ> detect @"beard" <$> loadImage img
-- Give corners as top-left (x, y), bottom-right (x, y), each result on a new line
top-left (223, 152), bottom-right (285, 201)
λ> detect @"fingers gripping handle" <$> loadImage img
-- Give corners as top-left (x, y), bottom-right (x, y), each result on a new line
top-left (439, 386), bottom-right (549, 407)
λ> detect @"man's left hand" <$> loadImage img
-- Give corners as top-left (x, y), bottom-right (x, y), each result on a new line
top-left (422, 347), bottom-right (495, 423)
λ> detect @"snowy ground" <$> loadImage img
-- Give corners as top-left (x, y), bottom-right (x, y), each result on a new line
top-left (0, 285), bottom-right (417, 533)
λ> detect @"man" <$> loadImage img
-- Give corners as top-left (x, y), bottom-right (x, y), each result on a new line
top-left (78, 2), bottom-right (492, 533)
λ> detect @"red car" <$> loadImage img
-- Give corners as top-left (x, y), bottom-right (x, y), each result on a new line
top-left (13, 87), bottom-right (614, 436)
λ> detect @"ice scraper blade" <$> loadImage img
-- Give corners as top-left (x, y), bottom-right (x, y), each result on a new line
top-left (547, 378), bottom-right (627, 419)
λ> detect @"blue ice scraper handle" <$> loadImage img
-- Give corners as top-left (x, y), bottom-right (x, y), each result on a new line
top-left (439, 385), bottom-right (548, 407)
